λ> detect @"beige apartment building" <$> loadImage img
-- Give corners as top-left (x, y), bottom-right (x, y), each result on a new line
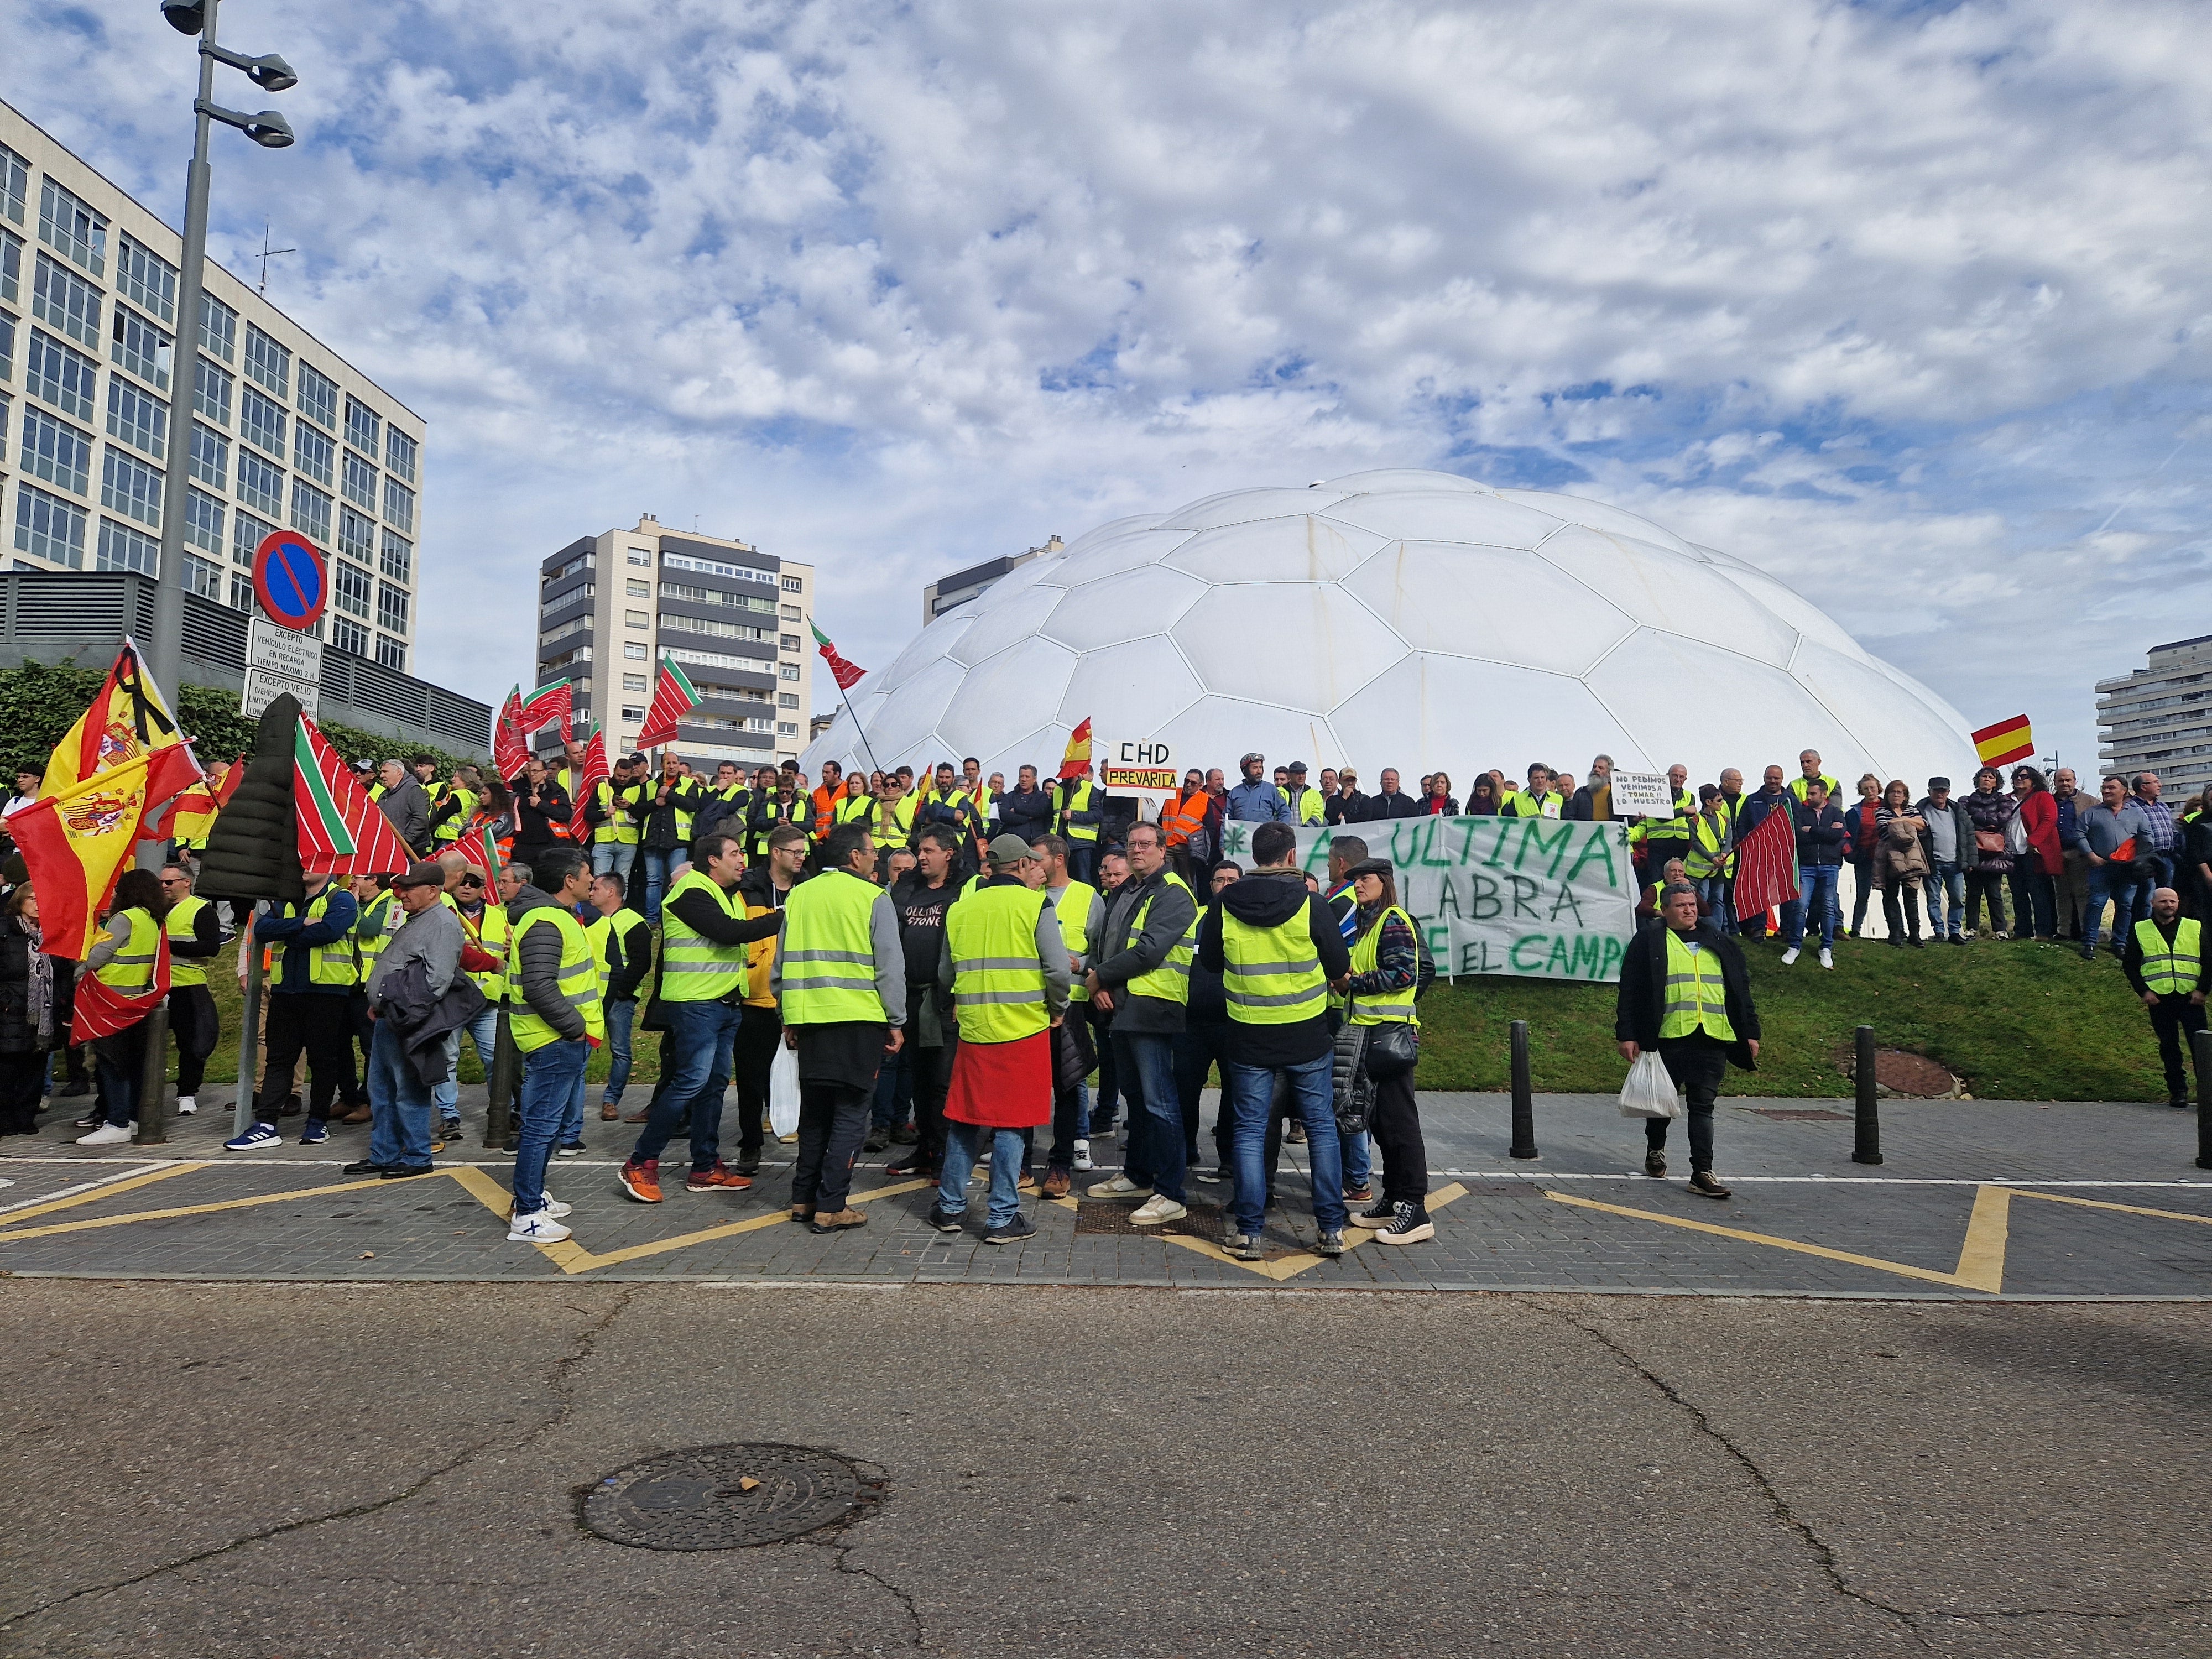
top-left (536, 515), bottom-right (814, 767)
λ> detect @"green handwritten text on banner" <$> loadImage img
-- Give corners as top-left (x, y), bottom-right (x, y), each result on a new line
top-left (1214, 816), bottom-right (1637, 983)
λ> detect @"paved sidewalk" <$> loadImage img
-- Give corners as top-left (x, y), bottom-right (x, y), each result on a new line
top-left (2, 1090), bottom-right (2208, 1294)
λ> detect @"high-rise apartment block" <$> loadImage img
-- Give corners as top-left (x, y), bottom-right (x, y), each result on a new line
top-left (2097, 633), bottom-right (2212, 798)
top-left (0, 102), bottom-right (425, 672)
top-left (537, 515), bottom-right (813, 766)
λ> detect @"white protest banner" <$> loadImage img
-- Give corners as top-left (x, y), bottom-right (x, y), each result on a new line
top-left (1098, 738), bottom-right (1179, 801)
top-left (1608, 769), bottom-right (1673, 816)
top-left (1215, 816), bottom-right (1638, 983)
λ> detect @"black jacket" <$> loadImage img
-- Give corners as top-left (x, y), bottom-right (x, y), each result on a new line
top-left (507, 777), bottom-right (572, 852)
top-left (999, 786), bottom-right (1053, 843)
top-left (1614, 919), bottom-right (1760, 1069)
top-left (1360, 790), bottom-right (1421, 822)
top-left (635, 774), bottom-right (703, 850)
top-left (692, 785), bottom-right (752, 844)
top-left (0, 915), bottom-right (48, 1054)
top-left (1793, 800), bottom-right (1848, 868)
top-left (1324, 791), bottom-right (1369, 826)
top-left (378, 956), bottom-right (488, 1089)
top-left (1196, 868), bottom-right (1353, 1066)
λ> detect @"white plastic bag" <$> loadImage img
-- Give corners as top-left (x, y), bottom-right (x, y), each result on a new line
top-left (769, 1040), bottom-right (801, 1138)
top-left (1619, 1050), bottom-right (1683, 1119)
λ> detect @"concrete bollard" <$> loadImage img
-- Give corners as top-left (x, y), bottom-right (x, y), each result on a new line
top-left (1509, 1018), bottom-right (1538, 1160)
top-left (2194, 1027), bottom-right (2212, 1171)
top-left (1852, 1023), bottom-right (1883, 1165)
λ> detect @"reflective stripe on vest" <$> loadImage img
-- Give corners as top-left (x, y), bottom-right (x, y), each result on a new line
top-left (1658, 929), bottom-right (1736, 1041)
top-left (2135, 916), bottom-right (2203, 998)
top-left (432, 787), bottom-right (479, 844)
top-left (1058, 781), bottom-right (1098, 843)
top-left (1126, 872), bottom-right (1196, 1005)
top-left (1052, 880), bottom-right (1097, 1004)
top-left (1645, 790), bottom-right (1695, 845)
top-left (1684, 812), bottom-right (1731, 879)
top-left (353, 893), bottom-right (398, 973)
top-left (607, 781), bottom-right (643, 845)
top-left (1219, 901), bottom-right (1326, 1024)
top-left (304, 885), bottom-right (360, 988)
top-left (947, 883), bottom-right (1051, 1043)
top-left (834, 794), bottom-right (877, 825)
top-left (1348, 904), bottom-right (1420, 1029)
top-left (165, 895), bottom-right (210, 987)
top-left (659, 869), bottom-right (752, 1003)
top-left (94, 907), bottom-right (159, 993)
top-left (779, 869), bottom-right (884, 1024)
top-left (505, 906), bottom-right (606, 1052)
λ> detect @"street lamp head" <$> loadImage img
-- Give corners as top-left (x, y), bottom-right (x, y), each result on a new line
top-left (246, 53), bottom-right (299, 93)
top-left (243, 111), bottom-right (295, 149)
top-left (160, 0), bottom-right (205, 34)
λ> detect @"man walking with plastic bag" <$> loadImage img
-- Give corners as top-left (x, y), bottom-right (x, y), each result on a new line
top-left (1614, 883), bottom-right (1761, 1199)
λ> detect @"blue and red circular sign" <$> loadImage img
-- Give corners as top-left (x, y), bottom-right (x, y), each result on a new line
top-left (252, 530), bottom-right (328, 630)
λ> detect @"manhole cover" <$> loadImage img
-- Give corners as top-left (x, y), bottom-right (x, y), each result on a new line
top-left (584, 1444), bottom-right (881, 1550)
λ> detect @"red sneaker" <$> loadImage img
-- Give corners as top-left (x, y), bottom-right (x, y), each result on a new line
top-left (618, 1159), bottom-right (662, 1203)
top-left (686, 1162), bottom-right (754, 1193)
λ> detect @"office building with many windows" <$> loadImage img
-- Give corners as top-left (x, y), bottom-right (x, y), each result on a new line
top-left (1, 102), bottom-right (424, 674)
top-left (536, 514), bottom-right (813, 767)
top-left (2097, 633), bottom-right (2212, 799)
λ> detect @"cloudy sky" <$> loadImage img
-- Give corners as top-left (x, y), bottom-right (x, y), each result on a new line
top-left (13, 0), bottom-right (2212, 773)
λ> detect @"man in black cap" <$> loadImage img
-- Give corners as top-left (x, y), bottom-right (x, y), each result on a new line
top-left (1285, 762), bottom-right (1324, 827)
top-left (351, 862), bottom-right (464, 1178)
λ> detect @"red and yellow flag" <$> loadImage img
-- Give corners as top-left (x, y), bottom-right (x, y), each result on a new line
top-left (12, 754), bottom-right (155, 959)
top-left (1971, 714), bottom-right (2034, 768)
top-left (40, 638), bottom-right (202, 818)
top-left (1058, 718), bottom-right (1093, 781)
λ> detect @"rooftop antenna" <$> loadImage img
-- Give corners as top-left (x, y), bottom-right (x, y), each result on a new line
top-left (254, 217), bottom-right (295, 294)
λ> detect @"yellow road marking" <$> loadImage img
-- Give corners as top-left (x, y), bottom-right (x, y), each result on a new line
top-left (1953, 1185), bottom-right (2012, 1293)
top-left (2014, 1188), bottom-right (2212, 1225)
top-left (1145, 1182), bottom-right (1472, 1280)
top-left (0, 1175), bottom-right (390, 1243)
top-left (0, 1161), bottom-right (204, 1227)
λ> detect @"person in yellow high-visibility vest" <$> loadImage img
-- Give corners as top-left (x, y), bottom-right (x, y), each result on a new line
top-left (222, 871), bottom-right (362, 1153)
top-left (504, 848), bottom-right (604, 1243)
top-left (158, 859), bottom-right (223, 1118)
top-left (2124, 886), bottom-right (2207, 1108)
top-left (1615, 883), bottom-right (1760, 1200)
top-left (74, 868), bottom-right (168, 1146)
top-left (1338, 857), bottom-right (1434, 1245)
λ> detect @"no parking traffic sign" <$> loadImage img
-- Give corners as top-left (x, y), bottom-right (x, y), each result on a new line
top-left (252, 530), bottom-right (328, 630)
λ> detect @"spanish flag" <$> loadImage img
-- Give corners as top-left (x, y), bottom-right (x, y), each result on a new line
top-left (11, 753), bottom-right (155, 959)
top-left (1058, 717), bottom-right (1093, 781)
top-left (1971, 714), bottom-right (2035, 769)
top-left (40, 638), bottom-right (202, 823)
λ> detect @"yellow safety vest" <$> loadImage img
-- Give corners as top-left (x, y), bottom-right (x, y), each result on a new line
top-left (1057, 781), bottom-right (1099, 844)
top-left (833, 793), bottom-right (877, 827)
top-left (779, 869), bottom-right (885, 1025)
top-left (1657, 928), bottom-right (1736, 1041)
top-left (444, 894), bottom-right (510, 1004)
top-left (585, 905), bottom-right (646, 998)
top-left (2135, 917), bottom-right (2203, 997)
top-left (658, 869), bottom-right (750, 1004)
top-left (1051, 881), bottom-right (1097, 1005)
top-left (292, 885), bottom-right (361, 989)
top-left (352, 891), bottom-right (400, 976)
top-left (1787, 774), bottom-right (1841, 804)
top-left (431, 786), bottom-right (479, 845)
top-left (1348, 904), bottom-right (1418, 1028)
top-left (1125, 872), bottom-right (1197, 1005)
top-left (165, 895), bottom-right (211, 987)
top-left (609, 780), bottom-right (647, 846)
top-left (1501, 791), bottom-right (1559, 819)
top-left (1291, 786), bottom-right (1325, 826)
top-left (1219, 895), bottom-right (1326, 1025)
top-left (947, 881), bottom-right (1052, 1043)
top-left (886, 792), bottom-right (919, 839)
top-left (1644, 790), bottom-right (1695, 846)
top-left (505, 906), bottom-right (605, 1052)
top-left (93, 906), bottom-right (159, 993)
top-left (1684, 811), bottom-right (1733, 880)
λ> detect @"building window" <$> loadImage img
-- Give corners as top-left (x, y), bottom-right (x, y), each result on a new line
top-left (15, 483), bottom-right (86, 566)
top-left (184, 486), bottom-right (223, 554)
top-left (109, 305), bottom-right (171, 392)
top-left (106, 377), bottom-right (167, 459)
top-left (0, 144), bottom-right (23, 225)
top-left (623, 673), bottom-right (648, 692)
top-left (25, 328), bottom-right (96, 421)
top-left (377, 581), bottom-right (409, 633)
top-left (625, 609), bottom-right (649, 629)
top-left (540, 583), bottom-right (593, 614)
top-left (623, 642), bottom-right (649, 661)
top-left (382, 476), bottom-right (415, 533)
top-left (779, 633), bottom-right (801, 651)
top-left (296, 362), bottom-right (337, 431)
top-left (194, 356), bottom-right (232, 426)
top-left (102, 448), bottom-right (163, 526)
top-left (337, 505), bottom-right (375, 564)
top-left (781, 574), bottom-right (802, 593)
top-left (236, 448), bottom-right (283, 518)
top-left (658, 580), bottom-right (776, 616)
top-left (329, 615), bottom-right (368, 655)
top-left (32, 253), bottom-right (101, 351)
top-left (199, 292), bottom-right (236, 362)
top-left (621, 705), bottom-right (646, 723)
top-left (290, 477), bottom-right (332, 545)
top-left (374, 635), bottom-right (406, 671)
top-left (341, 450), bottom-right (377, 512)
top-left (384, 425), bottom-right (416, 483)
top-left (293, 418), bottom-right (334, 486)
top-left (379, 529), bottom-right (411, 584)
top-left (183, 551), bottom-right (223, 599)
top-left (21, 405), bottom-right (93, 495)
top-left (779, 692), bottom-right (799, 708)
top-left (37, 179), bottom-right (106, 277)
top-left (239, 385), bottom-right (286, 458)
top-left (96, 516), bottom-right (159, 575)
top-left (190, 422), bottom-right (227, 489)
top-left (778, 722), bottom-right (799, 737)
top-left (334, 559), bottom-right (372, 619)
top-left (116, 234), bottom-right (178, 325)
top-left (233, 507), bottom-right (275, 569)
top-left (344, 395), bottom-right (380, 457)
top-left (781, 604), bottom-right (801, 620)
top-left (625, 578), bottom-right (649, 598)
top-left (779, 662), bottom-right (800, 681)
top-left (0, 310), bottom-right (12, 383)
top-left (243, 322), bottom-right (289, 398)
top-left (539, 615), bottom-right (592, 647)
top-left (627, 547), bottom-right (651, 566)
top-left (0, 227), bottom-right (18, 305)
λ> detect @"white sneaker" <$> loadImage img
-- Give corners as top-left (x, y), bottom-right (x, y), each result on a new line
top-left (1072, 1139), bottom-right (1093, 1172)
top-left (76, 1122), bottom-right (134, 1146)
top-left (1086, 1174), bottom-right (1151, 1201)
top-left (175, 1095), bottom-right (197, 1116)
top-left (1780, 947), bottom-right (1801, 966)
top-left (508, 1209), bottom-right (572, 1243)
top-left (1130, 1194), bottom-right (1190, 1225)
top-left (539, 1195), bottom-right (573, 1219)
top-left (1819, 948), bottom-right (1833, 969)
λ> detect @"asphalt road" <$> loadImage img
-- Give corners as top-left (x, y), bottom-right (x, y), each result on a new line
top-left (3, 1281), bottom-right (2208, 1657)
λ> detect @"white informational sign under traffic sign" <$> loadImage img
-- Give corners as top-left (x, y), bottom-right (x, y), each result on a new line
top-left (242, 616), bottom-right (324, 719)
top-left (1608, 769), bottom-right (1674, 816)
top-left (1097, 738), bottom-right (1178, 801)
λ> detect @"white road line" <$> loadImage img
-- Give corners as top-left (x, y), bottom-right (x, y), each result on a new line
top-left (0, 1160), bottom-right (181, 1214)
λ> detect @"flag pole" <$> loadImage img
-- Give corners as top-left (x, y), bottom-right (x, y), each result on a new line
top-left (837, 679), bottom-right (883, 778)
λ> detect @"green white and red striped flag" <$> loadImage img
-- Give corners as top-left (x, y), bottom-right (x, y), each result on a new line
top-left (810, 622), bottom-right (867, 691)
top-left (634, 656), bottom-right (700, 750)
top-left (294, 717), bottom-right (414, 875)
top-left (518, 679), bottom-right (573, 740)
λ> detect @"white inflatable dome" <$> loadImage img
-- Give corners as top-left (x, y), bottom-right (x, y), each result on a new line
top-left (805, 469), bottom-right (1974, 791)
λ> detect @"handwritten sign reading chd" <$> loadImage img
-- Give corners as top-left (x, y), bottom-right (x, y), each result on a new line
top-left (1215, 816), bottom-right (1637, 983)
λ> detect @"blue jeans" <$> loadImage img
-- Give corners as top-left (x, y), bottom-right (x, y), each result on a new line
top-left (629, 999), bottom-right (738, 1171)
top-left (937, 1122), bottom-right (1026, 1229)
top-left (435, 1002), bottom-right (499, 1121)
top-left (2084, 863), bottom-right (2141, 954)
top-left (600, 998), bottom-right (636, 1108)
top-left (367, 1019), bottom-right (434, 1170)
top-left (1699, 875), bottom-right (1733, 932)
top-left (513, 1037), bottom-right (587, 1217)
top-left (592, 841), bottom-right (627, 879)
top-left (873, 1036), bottom-right (912, 1129)
top-left (640, 847), bottom-right (679, 922)
top-left (1340, 1128), bottom-right (1371, 1191)
top-left (1926, 862), bottom-right (1965, 937)
top-left (1227, 1052), bottom-right (1345, 1237)
top-left (559, 1058), bottom-right (587, 1150)
top-left (1113, 1030), bottom-right (1184, 1203)
top-left (1788, 867), bottom-right (1839, 948)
